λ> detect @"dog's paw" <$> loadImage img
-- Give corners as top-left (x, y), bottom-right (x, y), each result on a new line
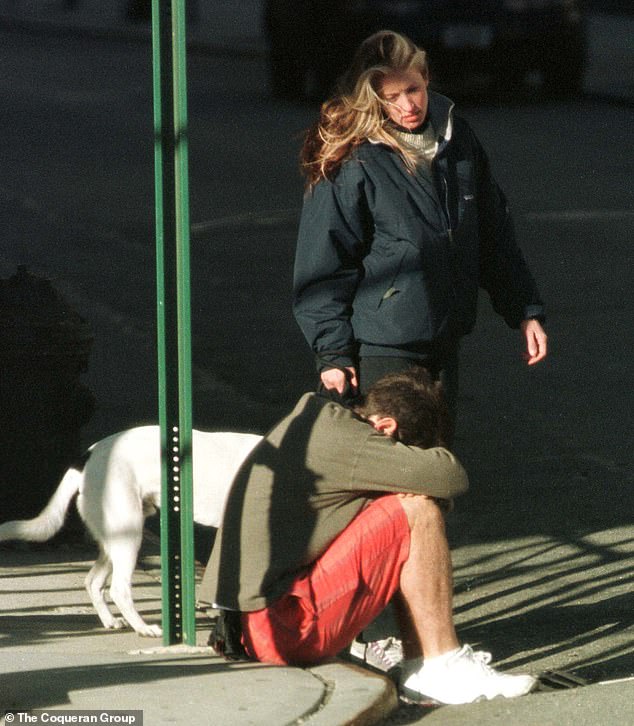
top-left (104, 617), bottom-right (128, 630)
top-left (138, 624), bottom-right (163, 638)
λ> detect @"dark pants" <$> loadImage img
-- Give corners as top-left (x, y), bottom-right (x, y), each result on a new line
top-left (358, 346), bottom-right (460, 428)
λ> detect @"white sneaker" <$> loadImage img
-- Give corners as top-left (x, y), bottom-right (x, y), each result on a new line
top-left (400, 644), bottom-right (538, 705)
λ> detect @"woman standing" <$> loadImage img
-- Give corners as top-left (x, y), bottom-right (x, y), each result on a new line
top-left (293, 31), bottom-right (547, 419)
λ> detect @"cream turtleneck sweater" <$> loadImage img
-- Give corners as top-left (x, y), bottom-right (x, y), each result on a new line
top-left (389, 121), bottom-right (438, 166)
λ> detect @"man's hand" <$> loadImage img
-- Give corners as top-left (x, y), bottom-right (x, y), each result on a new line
top-left (320, 366), bottom-right (359, 395)
top-left (521, 319), bottom-right (548, 365)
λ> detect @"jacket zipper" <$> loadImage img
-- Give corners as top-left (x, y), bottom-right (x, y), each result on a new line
top-left (441, 174), bottom-right (454, 245)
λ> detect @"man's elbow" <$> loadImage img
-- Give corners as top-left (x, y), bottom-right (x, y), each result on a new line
top-left (434, 447), bottom-right (470, 498)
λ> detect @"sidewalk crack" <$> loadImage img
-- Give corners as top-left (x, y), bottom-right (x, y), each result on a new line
top-left (288, 670), bottom-right (335, 725)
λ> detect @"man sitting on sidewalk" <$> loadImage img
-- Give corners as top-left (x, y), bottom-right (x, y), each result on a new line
top-left (200, 368), bottom-right (537, 705)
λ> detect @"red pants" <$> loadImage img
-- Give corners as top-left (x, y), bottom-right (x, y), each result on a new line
top-left (241, 495), bottom-right (410, 665)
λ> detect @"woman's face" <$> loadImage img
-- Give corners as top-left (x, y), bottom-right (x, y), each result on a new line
top-left (378, 68), bottom-right (429, 131)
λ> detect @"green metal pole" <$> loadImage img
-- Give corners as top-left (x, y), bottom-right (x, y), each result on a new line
top-left (152, 0), bottom-right (196, 646)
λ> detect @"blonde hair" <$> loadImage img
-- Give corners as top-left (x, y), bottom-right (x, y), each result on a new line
top-left (301, 31), bottom-right (429, 187)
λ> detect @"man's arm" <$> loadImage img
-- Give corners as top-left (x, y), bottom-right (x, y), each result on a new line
top-left (349, 434), bottom-right (469, 501)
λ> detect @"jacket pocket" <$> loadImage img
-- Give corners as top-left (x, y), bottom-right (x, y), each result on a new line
top-left (359, 241), bottom-right (407, 311)
top-left (353, 240), bottom-right (451, 346)
top-left (376, 245), bottom-right (409, 310)
top-left (455, 160), bottom-right (478, 225)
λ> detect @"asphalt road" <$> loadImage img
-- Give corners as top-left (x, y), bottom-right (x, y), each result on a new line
top-left (1, 26), bottom-right (633, 723)
top-left (1, 27), bottom-right (631, 435)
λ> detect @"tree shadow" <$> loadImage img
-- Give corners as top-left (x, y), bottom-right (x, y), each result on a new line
top-left (435, 438), bottom-right (634, 683)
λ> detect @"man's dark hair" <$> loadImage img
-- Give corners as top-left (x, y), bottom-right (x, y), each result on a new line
top-left (355, 367), bottom-right (453, 448)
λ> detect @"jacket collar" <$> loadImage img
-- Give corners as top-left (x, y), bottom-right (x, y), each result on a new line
top-left (427, 90), bottom-right (455, 153)
top-left (368, 90), bottom-right (455, 155)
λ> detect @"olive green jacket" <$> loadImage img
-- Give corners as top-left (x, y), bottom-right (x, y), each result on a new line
top-left (199, 393), bottom-right (468, 611)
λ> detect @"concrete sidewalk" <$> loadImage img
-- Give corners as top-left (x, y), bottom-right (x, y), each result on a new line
top-left (0, 541), bottom-right (396, 725)
top-left (3, 518), bottom-right (634, 725)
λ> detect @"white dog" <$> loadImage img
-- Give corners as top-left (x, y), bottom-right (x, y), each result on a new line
top-left (0, 426), bottom-right (262, 637)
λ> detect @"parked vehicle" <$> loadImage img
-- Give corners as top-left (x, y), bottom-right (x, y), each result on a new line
top-left (264, 0), bottom-right (587, 99)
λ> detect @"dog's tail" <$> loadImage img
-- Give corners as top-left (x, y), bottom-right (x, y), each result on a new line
top-left (0, 465), bottom-right (84, 543)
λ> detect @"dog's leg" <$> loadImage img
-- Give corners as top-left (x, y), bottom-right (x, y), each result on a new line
top-left (85, 549), bottom-right (127, 630)
top-left (107, 539), bottom-right (163, 638)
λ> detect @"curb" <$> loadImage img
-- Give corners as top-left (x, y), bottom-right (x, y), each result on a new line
top-left (306, 662), bottom-right (398, 726)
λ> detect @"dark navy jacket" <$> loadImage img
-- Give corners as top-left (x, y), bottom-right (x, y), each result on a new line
top-left (293, 92), bottom-right (544, 370)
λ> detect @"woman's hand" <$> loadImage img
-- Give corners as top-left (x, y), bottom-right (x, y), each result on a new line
top-left (320, 366), bottom-right (359, 395)
top-left (521, 319), bottom-right (548, 365)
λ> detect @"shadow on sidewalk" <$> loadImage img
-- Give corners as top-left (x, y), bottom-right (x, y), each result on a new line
top-left (448, 453), bottom-right (634, 683)
top-left (1, 657), bottom-right (264, 712)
